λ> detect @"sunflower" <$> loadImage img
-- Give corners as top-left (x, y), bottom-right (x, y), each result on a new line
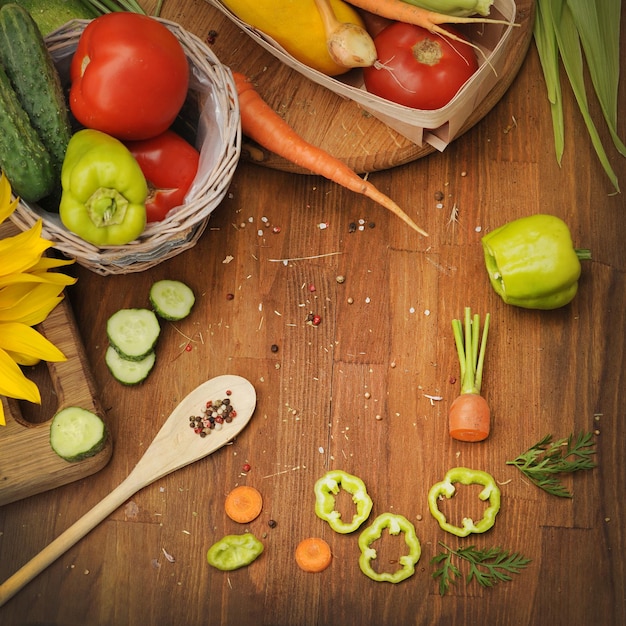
top-left (0, 172), bottom-right (76, 425)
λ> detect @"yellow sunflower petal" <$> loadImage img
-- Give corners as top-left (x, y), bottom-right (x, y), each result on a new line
top-left (0, 220), bottom-right (52, 276)
top-left (0, 322), bottom-right (66, 362)
top-left (4, 350), bottom-right (41, 366)
top-left (0, 172), bottom-right (19, 224)
top-left (0, 283), bottom-right (65, 324)
top-left (0, 347), bottom-right (41, 404)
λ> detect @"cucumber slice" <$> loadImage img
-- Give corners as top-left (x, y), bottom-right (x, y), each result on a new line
top-left (107, 308), bottom-right (160, 361)
top-left (105, 345), bottom-right (155, 385)
top-left (50, 407), bottom-right (107, 462)
top-left (149, 279), bottom-right (195, 321)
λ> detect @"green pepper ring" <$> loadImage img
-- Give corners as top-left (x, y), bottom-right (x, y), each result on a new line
top-left (206, 532), bottom-right (264, 571)
top-left (358, 513), bottom-right (422, 583)
top-left (428, 467), bottom-right (501, 537)
top-left (314, 469), bottom-right (373, 534)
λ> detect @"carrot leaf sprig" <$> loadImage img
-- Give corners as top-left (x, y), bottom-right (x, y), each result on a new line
top-left (452, 307), bottom-right (490, 396)
top-left (431, 542), bottom-right (531, 596)
top-left (506, 432), bottom-right (597, 498)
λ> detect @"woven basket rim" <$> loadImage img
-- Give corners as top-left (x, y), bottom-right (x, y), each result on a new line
top-left (10, 17), bottom-right (241, 275)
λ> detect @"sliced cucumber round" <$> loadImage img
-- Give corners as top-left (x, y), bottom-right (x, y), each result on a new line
top-left (107, 308), bottom-right (160, 361)
top-left (149, 279), bottom-right (195, 321)
top-left (105, 345), bottom-right (155, 385)
top-left (50, 407), bottom-right (107, 462)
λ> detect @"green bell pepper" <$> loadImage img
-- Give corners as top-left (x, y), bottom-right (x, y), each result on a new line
top-left (60, 129), bottom-right (147, 246)
top-left (358, 513), bottom-right (421, 583)
top-left (428, 467), bottom-right (501, 537)
top-left (314, 470), bottom-right (373, 534)
top-left (206, 532), bottom-right (264, 571)
top-left (481, 214), bottom-right (591, 310)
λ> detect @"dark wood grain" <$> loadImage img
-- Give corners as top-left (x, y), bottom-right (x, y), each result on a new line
top-left (0, 1), bottom-right (625, 625)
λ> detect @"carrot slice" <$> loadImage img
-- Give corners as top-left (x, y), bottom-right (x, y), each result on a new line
top-left (224, 486), bottom-right (263, 523)
top-left (295, 537), bottom-right (332, 572)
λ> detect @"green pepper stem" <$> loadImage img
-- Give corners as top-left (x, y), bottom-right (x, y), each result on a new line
top-left (452, 307), bottom-right (490, 396)
top-left (575, 248), bottom-right (592, 261)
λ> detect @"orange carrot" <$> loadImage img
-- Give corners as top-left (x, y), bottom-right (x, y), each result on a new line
top-left (232, 72), bottom-right (428, 237)
top-left (224, 485), bottom-right (263, 523)
top-left (449, 393), bottom-right (490, 442)
top-left (449, 307), bottom-right (491, 442)
top-left (295, 537), bottom-right (333, 572)
top-left (345, 0), bottom-right (516, 45)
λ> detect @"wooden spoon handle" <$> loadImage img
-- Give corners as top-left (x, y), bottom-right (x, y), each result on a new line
top-left (0, 477), bottom-right (138, 608)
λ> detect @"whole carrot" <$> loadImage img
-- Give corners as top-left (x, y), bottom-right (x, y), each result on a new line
top-left (232, 72), bottom-right (427, 237)
top-left (449, 307), bottom-right (491, 442)
top-left (345, 0), bottom-right (515, 45)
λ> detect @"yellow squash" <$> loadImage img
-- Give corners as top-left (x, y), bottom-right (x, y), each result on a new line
top-left (220, 0), bottom-right (366, 76)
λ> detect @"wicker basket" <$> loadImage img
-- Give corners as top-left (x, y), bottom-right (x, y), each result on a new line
top-left (208, 0), bottom-right (516, 151)
top-left (9, 18), bottom-right (241, 276)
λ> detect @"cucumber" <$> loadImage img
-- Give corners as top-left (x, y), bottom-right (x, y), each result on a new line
top-left (149, 279), bottom-right (196, 321)
top-left (50, 406), bottom-right (108, 462)
top-left (0, 62), bottom-right (55, 202)
top-left (107, 308), bottom-right (161, 361)
top-left (105, 345), bottom-right (156, 385)
top-left (0, 0), bottom-right (97, 36)
top-left (0, 3), bottom-right (72, 177)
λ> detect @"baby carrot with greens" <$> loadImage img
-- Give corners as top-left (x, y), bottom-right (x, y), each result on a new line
top-left (449, 307), bottom-right (491, 442)
top-left (232, 72), bottom-right (427, 237)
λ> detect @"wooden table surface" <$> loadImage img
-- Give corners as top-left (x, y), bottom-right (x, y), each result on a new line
top-left (1, 1), bottom-right (625, 625)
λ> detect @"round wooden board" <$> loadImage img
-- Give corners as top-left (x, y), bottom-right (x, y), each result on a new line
top-left (194, 0), bottom-right (535, 173)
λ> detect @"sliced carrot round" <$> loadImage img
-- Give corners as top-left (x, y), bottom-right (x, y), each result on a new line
top-left (295, 537), bottom-right (332, 573)
top-left (224, 485), bottom-right (263, 523)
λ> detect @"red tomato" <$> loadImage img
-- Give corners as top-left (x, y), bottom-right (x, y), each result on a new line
top-left (363, 23), bottom-right (478, 110)
top-left (69, 13), bottom-right (189, 140)
top-left (125, 130), bottom-right (200, 222)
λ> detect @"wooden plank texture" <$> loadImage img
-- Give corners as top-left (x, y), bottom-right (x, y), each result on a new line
top-left (0, 1), bottom-right (625, 625)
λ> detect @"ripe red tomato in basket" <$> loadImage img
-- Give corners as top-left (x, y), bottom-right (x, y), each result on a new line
top-left (363, 23), bottom-right (478, 110)
top-left (69, 13), bottom-right (189, 140)
top-left (125, 130), bottom-right (200, 223)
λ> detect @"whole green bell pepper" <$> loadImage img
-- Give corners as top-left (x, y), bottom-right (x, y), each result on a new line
top-left (59, 129), bottom-right (147, 246)
top-left (428, 467), bottom-right (501, 537)
top-left (481, 214), bottom-right (591, 310)
top-left (206, 532), bottom-right (264, 571)
top-left (314, 470), bottom-right (373, 534)
top-left (358, 513), bottom-right (421, 583)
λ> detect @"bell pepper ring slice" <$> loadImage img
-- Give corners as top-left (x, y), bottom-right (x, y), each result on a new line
top-left (358, 513), bottom-right (421, 583)
top-left (428, 467), bottom-right (501, 537)
top-left (206, 532), bottom-right (264, 571)
top-left (314, 470), bottom-right (373, 534)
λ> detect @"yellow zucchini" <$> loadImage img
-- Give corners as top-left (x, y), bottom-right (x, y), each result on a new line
top-left (220, 0), bottom-right (366, 76)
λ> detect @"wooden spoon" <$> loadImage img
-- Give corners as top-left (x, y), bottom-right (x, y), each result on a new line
top-left (0, 374), bottom-right (256, 607)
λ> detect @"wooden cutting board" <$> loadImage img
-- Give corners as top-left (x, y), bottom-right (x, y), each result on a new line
top-left (0, 223), bottom-right (112, 507)
top-left (197, 0), bottom-right (536, 173)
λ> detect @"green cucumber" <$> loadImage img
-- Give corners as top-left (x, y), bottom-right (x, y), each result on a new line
top-left (0, 0), bottom-right (97, 36)
top-left (105, 345), bottom-right (156, 385)
top-left (0, 62), bottom-right (55, 202)
top-left (50, 406), bottom-right (108, 462)
top-left (0, 3), bottom-right (72, 177)
top-left (107, 308), bottom-right (161, 361)
top-left (149, 279), bottom-right (196, 321)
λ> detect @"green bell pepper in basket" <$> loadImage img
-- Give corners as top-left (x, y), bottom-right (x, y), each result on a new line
top-left (358, 513), bottom-right (421, 583)
top-left (314, 470), bottom-right (373, 534)
top-left (60, 129), bottom-right (147, 246)
top-left (481, 214), bottom-right (591, 310)
top-left (428, 467), bottom-right (501, 537)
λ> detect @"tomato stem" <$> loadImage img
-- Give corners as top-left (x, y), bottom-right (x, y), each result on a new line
top-left (452, 307), bottom-right (490, 396)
